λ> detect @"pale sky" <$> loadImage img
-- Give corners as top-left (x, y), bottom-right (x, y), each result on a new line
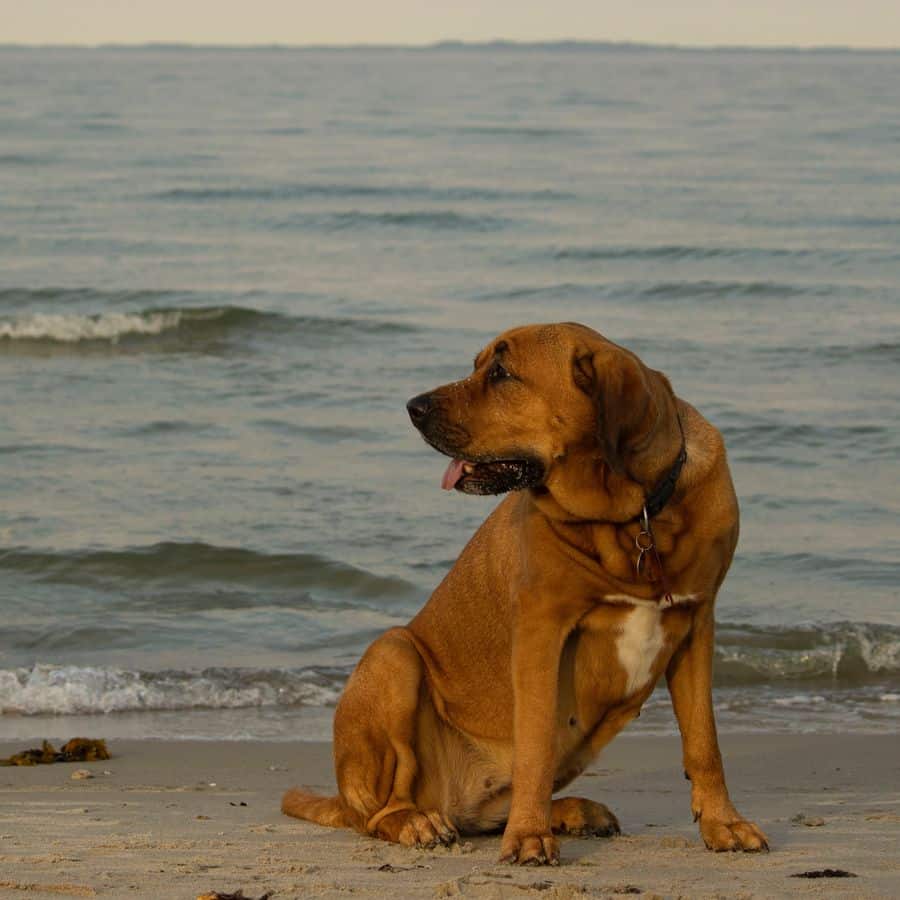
top-left (5, 0), bottom-right (900, 48)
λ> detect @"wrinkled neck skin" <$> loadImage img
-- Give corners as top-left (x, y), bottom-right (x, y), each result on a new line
top-left (526, 400), bottom-right (691, 596)
top-left (532, 392), bottom-right (684, 527)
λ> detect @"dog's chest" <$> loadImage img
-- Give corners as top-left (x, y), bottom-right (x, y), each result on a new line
top-left (574, 598), bottom-right (693, 704)
top-left (615, 606), bottom-right (666, 695)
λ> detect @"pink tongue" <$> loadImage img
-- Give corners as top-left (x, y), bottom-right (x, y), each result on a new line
top-left (441, 459), bottom-right (466, 491)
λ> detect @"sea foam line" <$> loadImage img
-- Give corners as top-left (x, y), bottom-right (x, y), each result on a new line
top-left (0, 664), bottom-right (343, 715)
top-left (0, 311), bottom-right (183, 343)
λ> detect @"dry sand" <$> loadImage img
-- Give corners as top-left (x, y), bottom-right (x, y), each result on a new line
top-left (1, 733), bottom-right (898, 899)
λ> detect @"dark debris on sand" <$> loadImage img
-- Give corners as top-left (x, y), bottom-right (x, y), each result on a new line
top-left (197, 892), bottom-right (273, 900)
top-left (0, 738), bottom-right (111, 766)
top-left (791, 869), bottom-right (857, 878)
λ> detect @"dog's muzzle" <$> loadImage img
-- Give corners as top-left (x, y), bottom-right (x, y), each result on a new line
top-left (406, 392), bottom-right (544, 495)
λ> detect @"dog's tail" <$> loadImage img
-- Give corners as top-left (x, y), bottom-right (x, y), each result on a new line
top-left (281, 788), bottom-right (350, 828)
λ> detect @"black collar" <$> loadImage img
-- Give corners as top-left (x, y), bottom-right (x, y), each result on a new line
top-left (643, 417), bottom-right (687, 519)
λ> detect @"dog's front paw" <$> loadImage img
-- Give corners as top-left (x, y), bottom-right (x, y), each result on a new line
top-left (499, 829), bottom-right (560, 866)
top-left (698, 813), bottom-right (768, 852)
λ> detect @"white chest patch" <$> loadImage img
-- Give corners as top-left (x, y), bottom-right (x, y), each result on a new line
top-left (616, 605), bottom-right (666, 696)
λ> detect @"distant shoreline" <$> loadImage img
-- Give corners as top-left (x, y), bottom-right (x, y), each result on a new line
top-left (1, 40), bottom-right (899, 53)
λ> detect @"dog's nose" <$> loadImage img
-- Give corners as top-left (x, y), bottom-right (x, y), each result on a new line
top-left (406, 393), bottom-right (434, 425)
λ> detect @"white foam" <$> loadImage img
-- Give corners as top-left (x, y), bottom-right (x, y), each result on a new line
top-left (0, 664), bottom-right (341, 715)
top-left (773, 694), bottom-right (827, 706)
top-left (0, 311), bottom-right (183, 342)
top-left (853, 624), bottom-right (900, 673)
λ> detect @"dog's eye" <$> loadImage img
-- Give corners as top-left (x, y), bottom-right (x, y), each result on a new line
top-left (488, 361), bottom-right (511, 382)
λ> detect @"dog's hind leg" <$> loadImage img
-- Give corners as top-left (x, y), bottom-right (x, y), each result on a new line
top-left (332, 627), bottom-right (458, 847)
top-left (551, 797), bottom-right (620, 837)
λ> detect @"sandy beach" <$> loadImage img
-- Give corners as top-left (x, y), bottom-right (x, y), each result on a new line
top-left (1, 733), bottom-right (898, 899)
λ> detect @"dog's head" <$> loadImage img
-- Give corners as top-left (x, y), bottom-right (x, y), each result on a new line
top-left (407, 323), bottom-right (676, 511)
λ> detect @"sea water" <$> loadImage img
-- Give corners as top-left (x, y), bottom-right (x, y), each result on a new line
top-left (1, 45), bottom-right (898, 739)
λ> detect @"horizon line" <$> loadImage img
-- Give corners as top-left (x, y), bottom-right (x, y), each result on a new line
top-left (1, 38), bottom-right (900, 53)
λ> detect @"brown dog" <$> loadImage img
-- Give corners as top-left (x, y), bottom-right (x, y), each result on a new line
top-left (283, 322), bottom-right (768, 864)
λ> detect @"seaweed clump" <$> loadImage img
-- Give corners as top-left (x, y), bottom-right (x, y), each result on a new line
top-left (0, 738), bottom-right (111, 766)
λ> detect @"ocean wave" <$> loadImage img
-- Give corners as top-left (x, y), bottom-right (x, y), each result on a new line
top-left (835, 215), bottom-right (900, 228)
top-left (722, 420), bottom-right (895, 457)
top-left (0, 310), bottom-right (185, 342)
top-left (0, 153), bottom-right (55, 166)
top-left (0, 542), bottom-right (420, 608)
top-left (759, 340), bottom-right (900, 366)
top-left (637, 279), bottom-right (819, 299)
top-left (0, 302), bottom-right (417, 347)
top-left (723, 420), bottom-right (898, 464)
top-left (0, 541), bottom-right (420, 602)
top-left (823, 341), bottom-right (900, 365)
top-left (473, 282), bottom-right (590, 301)
top-left (557, 91), bottom-right (639, 110)
top-left (715, 621), bottom-right (900, 686)
top-left (79, 120), bottom-right (128, 133)
top-left (472, 279), bottom-right (824, 303)
top-left (0, 664), bottom-right (345, 716)
top-left (2, 622), bottom-right (898, 717)
top-left (155, 182), bottom-right (571, 203)
top-left (736, 552), bottom-right (900, 587)
top-left (272, 209), bottom-right (514, 232)
top-left (253, 418), bottom-right (385, 444)
top-left (0, 305), bottom-right (272, 347)
top-left (458, 124), bottom-right (585, 139)
top-left (551, 244), bottom-right (855, 262)
top-left (0, 287), bottom-right (179, 308)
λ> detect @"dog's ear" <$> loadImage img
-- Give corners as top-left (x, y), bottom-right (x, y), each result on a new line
top-left (572, 345), bottom-right (657, 475)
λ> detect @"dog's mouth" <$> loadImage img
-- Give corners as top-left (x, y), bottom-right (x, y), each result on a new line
top-left (440, 456), bottom-right (544, 496)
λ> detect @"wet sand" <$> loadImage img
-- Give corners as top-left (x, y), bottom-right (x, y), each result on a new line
top-left (1, 733), bottom-right (898, 899)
